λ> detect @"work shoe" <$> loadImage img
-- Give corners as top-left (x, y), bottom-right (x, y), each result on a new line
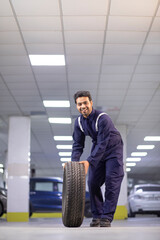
top-left (90, 218), bottom-right (101, 227)
top-left (100, 218), bottom-right (111, 227)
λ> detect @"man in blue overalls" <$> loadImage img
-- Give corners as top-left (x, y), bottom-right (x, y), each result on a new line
top-left (71, 91), bottom-right (124, 227)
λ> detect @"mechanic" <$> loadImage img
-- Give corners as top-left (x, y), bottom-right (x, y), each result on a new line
top-left (71, 90), bottom-right (124, 227)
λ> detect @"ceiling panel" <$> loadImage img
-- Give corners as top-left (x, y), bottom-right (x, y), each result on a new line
top-left (0, 0), bottom-right (13, 16)
top-left (103, 55), bottom-right (138, 65)
top-left (26, 44), bottom-right (64, 55)
top-left (17, 17), bottom-right (62, 31)
top-left (108, 16), bottom-right (152, 31)
top-left (0, 32), bottom-right (23, 44)
top-left (106, 31), bottom-right (147, 44)
top-left (0, 17), bottom-right (18, 31)
top-left (104, 44), bottom-right (142, 55)
top-left (102, 65), bottom-right (135, 74)
top-left (22, 31), bottom-right (63, 44)
top-left (0, 56), bottom-right (30, 66)
top-left (0, 44), bottom-right (26, 56)
top-left (66, 44), bottom-right (103, 55)
top-left (63, 16), bottom-right (106, 30)
top-left (110, 0), bottom-right (158, 16)
top-left (61, 0), bottom-right (109, 15)
top-left (142, 44), bottom-right (160, 55)
top-left (12, 0), bottom-right (60, 16)
top-left (64, 31), bottom-right (104, 44)
top-left (151, 17), bottom-right (160, 31)
top-left (67, 55), bottom-right (101, 65)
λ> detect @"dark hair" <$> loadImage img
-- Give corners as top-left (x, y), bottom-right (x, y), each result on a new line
top-left (74, 91), bottom-right (92, 104)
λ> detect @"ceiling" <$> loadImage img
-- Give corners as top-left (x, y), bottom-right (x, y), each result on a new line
top-left (0, 0), bottom-right (160, 180)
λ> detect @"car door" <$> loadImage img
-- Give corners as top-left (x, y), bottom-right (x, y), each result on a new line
top-left (30, 179), bottom-right (62, 212)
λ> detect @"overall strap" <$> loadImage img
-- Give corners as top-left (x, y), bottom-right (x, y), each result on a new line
top-left (95, 113), bottom-right (107, 131)
top-left (78, 116), bottom-right (84, 132)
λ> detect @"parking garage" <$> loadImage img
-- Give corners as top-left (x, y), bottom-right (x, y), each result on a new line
top-left (0, 0), bottom-right (160, 239)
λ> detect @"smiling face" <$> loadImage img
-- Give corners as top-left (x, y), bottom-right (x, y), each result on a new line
top-left (76, 96), bottom-right (93, 118)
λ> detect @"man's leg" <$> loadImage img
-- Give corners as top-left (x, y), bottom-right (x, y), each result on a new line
top-left (88, 161), bottom-right (105, 219)
top-left (101, 158), bottom-right (124, 223)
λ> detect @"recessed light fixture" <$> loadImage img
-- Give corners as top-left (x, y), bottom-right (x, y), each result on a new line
top-left (29, 55), bottom-right (65, 66)
top-left (126, 158), bottom-right (141, 162)
top-left (0, 169), bottom-right (3, 173)
top-left (49, 118), bottom-right (71, 124)
top-left (0, 164), bottom-right (3, 168)
top-left (56, 145), bottom-right (72, 149)
top-left (43, 101), bottom-right (70, 108)
top-left (59, 152), bottom-right (72, 156)
top-left (126, 163), bottom-right (136, 167)
top-left (144, 136), bottom-right (160, 141)
top-left (137, 145), bottom-right (155, 150)
top-left (126, 168), bottom-right (131, 172)
top-left (60, 158), bottom-right (71, 162)
top-left (131, 152), bottom-right (147, 157)
top-left (54, 136), bottom-right (73, 141)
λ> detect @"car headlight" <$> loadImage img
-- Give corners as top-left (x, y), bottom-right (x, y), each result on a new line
top-left (134, 195), bottom-right (143, 199)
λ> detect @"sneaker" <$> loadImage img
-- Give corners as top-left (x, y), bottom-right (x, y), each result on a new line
top-left (100, 218), bottom-right (111, 227)
top-left (90, 218), bottom-right (101, 227)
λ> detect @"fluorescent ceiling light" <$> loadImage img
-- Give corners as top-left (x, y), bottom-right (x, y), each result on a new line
top-left (137, 145), bottom-right (155, 150)
top-left (0, 164), bottom-right (3, 168)
top-left (131, 152), bottom-right (147, 157)
top-left (49, 118), bottom-right (71, 124)
top-left (144, 136), bottom-right (160, 141)
top-left (43, 100), bottom-right (70, 108)
top-left (29, 55), bottom-right (65, 66)
top-left (60, 158), bottom-right (71, 162)
top-left (0, 169), bottom-right (3, 173)
top-left (56, 145), bottom-right (72, 149)
top-left (126, 163), bottom-right (136, 167)
top-left (59, 152), bottom-right (72, 156)
top-left (54, 136), bottom-right (73, 141)
top-left (126, 168), bottom-right (131, 172)
top-left (126, 158), bottom-right (141, 162)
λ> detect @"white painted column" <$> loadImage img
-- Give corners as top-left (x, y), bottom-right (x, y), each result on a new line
top-left (7, 117), bottom-right (30, 222)
top-left (114, 124), bottom-right (128, 219)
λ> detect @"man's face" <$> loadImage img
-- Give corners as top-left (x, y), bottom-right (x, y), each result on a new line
top-left (76, 97), bottom-right (93, 118)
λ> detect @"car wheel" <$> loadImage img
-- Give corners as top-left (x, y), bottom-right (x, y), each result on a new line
top-left (129, 206), bottom-right (135, 218)
top-left (0, 202), bottom-right (4, 217)
top-left (62, 162), bottom-right (86, 227)
top-left (84, 202), bottom-right (92, 218)
top-left (29, 203), bottom-right (33, 217)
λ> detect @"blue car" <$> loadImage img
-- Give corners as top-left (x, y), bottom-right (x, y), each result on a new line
top-left (29, 177), bottom-right (91, 218)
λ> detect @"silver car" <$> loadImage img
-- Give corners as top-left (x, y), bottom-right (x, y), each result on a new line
top-left (128, 184), bottom-right (160, 217)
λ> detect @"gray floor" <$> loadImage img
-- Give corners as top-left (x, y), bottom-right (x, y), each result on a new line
top-left (0, 216), bottom-right (160, 240)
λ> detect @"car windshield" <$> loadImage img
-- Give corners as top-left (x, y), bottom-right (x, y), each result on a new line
top-left (136, 186), bottom-right (160, 192)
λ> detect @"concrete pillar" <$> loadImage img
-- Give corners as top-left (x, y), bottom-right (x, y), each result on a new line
top-left (7, 116), bottom-right (30, 222)
top-left (114, 124), bottom-right (128, 219)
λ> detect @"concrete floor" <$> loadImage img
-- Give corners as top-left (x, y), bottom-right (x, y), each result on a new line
top-left (0, 216), bottom-right (160, 240)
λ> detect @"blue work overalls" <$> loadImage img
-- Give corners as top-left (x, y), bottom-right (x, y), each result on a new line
top-left (71, 108), bottom-right (124, 222)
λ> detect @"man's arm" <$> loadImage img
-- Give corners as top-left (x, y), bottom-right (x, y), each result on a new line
top-left (87, 115), bottom-right (112, 167)
top-left (71, 118), bottom-right (85, 162)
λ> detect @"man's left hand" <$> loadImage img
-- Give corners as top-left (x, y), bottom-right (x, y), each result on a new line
top-left (79, 160), bottom-right (89, 175)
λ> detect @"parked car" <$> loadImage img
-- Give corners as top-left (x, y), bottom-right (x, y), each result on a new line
top-left (0, 187), bottom-right (7, 217)
top-left (0, 177), bottom-right (92, 218)
top-left (29, 177), bottom-right (91, 218)
top-left (128, 184), bottom-right (160, 217)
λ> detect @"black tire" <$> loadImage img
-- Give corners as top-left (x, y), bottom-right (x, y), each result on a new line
top-left (129, 205), bottom-right (135, 218)
top-left (29, 203), bottom-right (33, 217)
top-left (0, 202), bottom-right (4, 217)
top-left (157, 212), bottom-right (160, 217)
top-left (84, 202), bottom-right (92, 218)
top-left (62, 162), bottom-right (86, 227)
